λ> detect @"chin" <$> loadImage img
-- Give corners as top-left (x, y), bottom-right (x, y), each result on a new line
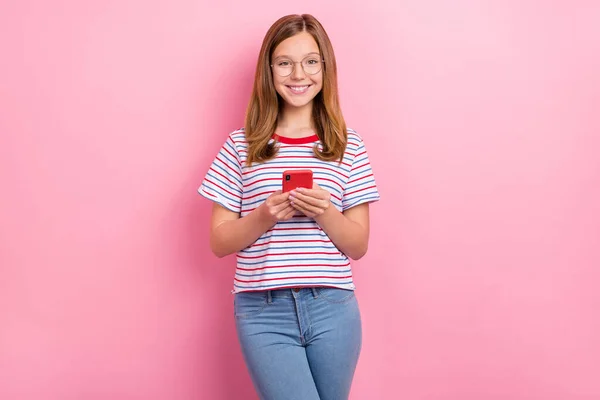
top-left (285, 98), bottom-right (314, 108)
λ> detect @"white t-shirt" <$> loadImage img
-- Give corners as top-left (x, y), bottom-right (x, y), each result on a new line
top-left (199, 128), bottom-right (380, 293)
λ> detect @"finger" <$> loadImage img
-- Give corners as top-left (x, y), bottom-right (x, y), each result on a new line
top-left (271, 200), bottom-right (291, 214)
top-left (291, 191), bottom-right (326, 208)
top-left (281, 207), bottom-right (297, 220)
top-left (296, 187), bottom-right (328, 200)
top-left (291, 196), bottom-right (322, 216)
top-left (270, 191), bottom-right (290, 204)
top-left (290, 201), bottom-right (313, 218)
top-left (276, 205), bottom-right (295, 219)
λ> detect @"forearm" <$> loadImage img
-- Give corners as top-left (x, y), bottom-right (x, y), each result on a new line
top-left (210, 206), bottom-right (274, 258)
top-left (315, 206), bottom-right (369, 260)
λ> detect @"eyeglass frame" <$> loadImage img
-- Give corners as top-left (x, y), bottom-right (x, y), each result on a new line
top-left (270, 54), bottom-right (326, 77)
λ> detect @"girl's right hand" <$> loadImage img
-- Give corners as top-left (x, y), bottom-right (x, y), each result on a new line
top-left (259, 190), bottom-right (296, 223)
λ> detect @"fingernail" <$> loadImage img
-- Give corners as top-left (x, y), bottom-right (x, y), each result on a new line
top-left (290, 190), bottom-right (296, 196)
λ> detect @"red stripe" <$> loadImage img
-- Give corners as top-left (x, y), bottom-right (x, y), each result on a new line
top-left (236, 262), bottom-right (350, 271)
top-left (351, 161), bottom-right (370, 172)
top-left (201, 190), bottom-right (239, 210)
top-left (249, 239), bottom-right (332, 247)
top-left (345, 185), bottom-right (377, 197)
top-left (243, 188), bottom-right (276, 201)
top-left (235, 275), bottom-right (352, 283)
top-left (215, 154), bottom-right (242, 179)
top-left (318, 177), bottom-right (343, 190)
top-left (245, 176), bottom-right (278, 185)
top-left (354, 150), bottom-right (366, 160)
top-left (243, 164), bottom-right (349, 179)
top-left (244, 176), bottom-right (344, 195)
top-left (221, 147), bottom-right (241, 177)
top-left (234, 284), bottom-right (346, 292)
top-left (209, 166), bottom-right (241, 189)
top-left (204, 177), bottom-right (242, 200)
top-left (241, 205), bottom-right (342, 214)
top-left (348, 173), bottom-right (373, 185)
top-left (271, 226), bottom-right (323, 231)
top-left (274, 155), bottom-right (352, 168)
top-left (238, 251), bottom-right (340, 259)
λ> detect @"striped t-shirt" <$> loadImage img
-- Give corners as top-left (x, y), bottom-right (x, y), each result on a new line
top-left (198, 128), bottom-right (380, 293)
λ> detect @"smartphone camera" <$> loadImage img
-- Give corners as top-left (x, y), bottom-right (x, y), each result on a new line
top-left (285, 174), bottom-right (291, 181)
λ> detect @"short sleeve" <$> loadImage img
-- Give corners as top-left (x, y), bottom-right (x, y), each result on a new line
top-left (198, 134), bottom-right (244, 213)
top-left (342, 136), bottom-right (380, 211)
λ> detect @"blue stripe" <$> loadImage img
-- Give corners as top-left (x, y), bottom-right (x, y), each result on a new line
top-left (264, 232), bottom-right (328, 238)
top-left (241, 245), bottom-right (338, 253)
top-left (235, 269), bottom-right (352, 277)
top-left (243, 160), bottom-right (352, 171)
top-left (241, 183), bottom-right (283, 197)
top-left (234, 280), bottom-right (354, 290)
top-left (241, 184), bottom-right (345, 206)
top-left (349, 161), bottom-right (372, 172)
top-left (198, 189), bottom-right (239, 212)
top-left (242, 186), bottom-right (343, 207)
top-left (275, 219), bottom-right (316, 225)
top-left (224, 139), bottom-right (240, 158)
top-left (244, 170), bottom-right (346, 189)
top-left (345, 178), bottom-right (375, 192)
top-left (275, 150), bottom-right (354, 163)
top-left (211, 161), bottom-right (243, 187)
top-left (343, 195), bottom-right (380, 210)
top-left (206, 172), bottom-right (243, 196)
top-left (253, 234), bottom-right (330, 243)
top-left (238, 258), bottom-right (345, 266)
top-left (200, 184), bottom-right (240, 206)
top-left (318, 183), bottom-right (339, 194)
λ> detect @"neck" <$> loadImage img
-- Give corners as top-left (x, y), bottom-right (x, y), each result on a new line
top-left (277, 102), bottom-right (314, 138)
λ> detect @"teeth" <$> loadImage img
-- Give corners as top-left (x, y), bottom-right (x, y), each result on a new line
top-left (289, 85), bottom-right (309, 93)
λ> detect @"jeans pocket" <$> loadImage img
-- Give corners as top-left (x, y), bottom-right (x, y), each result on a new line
top-left (317, 287), bottom-right (356, 304)
top-left (234, 292), bottom-right (268, 319)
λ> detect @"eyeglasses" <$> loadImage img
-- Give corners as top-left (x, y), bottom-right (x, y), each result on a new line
top-left (270, 55), bottom-right (325, 77)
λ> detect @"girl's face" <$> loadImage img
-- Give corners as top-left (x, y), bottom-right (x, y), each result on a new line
top-left (271, 31), bottom-right (323, 110)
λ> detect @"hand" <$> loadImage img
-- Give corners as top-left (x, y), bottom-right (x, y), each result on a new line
top-left (259, 190), bottom-right (296, 224)
top-left (289, 183), bottom-right (331, 218)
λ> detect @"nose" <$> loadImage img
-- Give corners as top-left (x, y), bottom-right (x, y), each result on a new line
top-left (290, 61), bottom-right (306, 80)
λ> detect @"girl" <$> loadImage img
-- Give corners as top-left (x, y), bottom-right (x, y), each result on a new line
top-left (198, 14), bottom-right (380, 400)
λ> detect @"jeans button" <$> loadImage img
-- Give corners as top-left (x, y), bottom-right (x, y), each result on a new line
top-left (293, 288), bottom-right (300, 293)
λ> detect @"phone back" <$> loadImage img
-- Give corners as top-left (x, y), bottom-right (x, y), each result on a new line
top-left (282, 170), bottom-right (313, 192)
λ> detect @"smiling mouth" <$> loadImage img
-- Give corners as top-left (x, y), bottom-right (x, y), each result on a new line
top-left (287, 85), bottom-right (311, 94)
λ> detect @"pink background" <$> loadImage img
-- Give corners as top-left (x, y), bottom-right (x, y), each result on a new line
top-left (1, 1), bottom-right (599, 399)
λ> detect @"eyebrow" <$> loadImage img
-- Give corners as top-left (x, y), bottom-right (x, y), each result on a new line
top-left (272, 52), bottom-right (321, 60)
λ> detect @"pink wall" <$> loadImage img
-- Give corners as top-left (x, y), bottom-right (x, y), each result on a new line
top-left (1, 1), bottom-right (599, 399)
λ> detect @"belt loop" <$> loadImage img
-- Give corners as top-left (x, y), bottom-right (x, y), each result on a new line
top-left (311, 287), bottom-right (318, 298)
top-left (267, 290), bottom-right (273, 304)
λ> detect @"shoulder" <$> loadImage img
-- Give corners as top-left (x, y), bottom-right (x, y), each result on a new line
top-left (346, 127), bottom-right (363, 141)
top-left (345, 128), bottom-right (366, 152)
top-left (227, 127), bottom-right (247, 143)
top-left (223, 128), bottom-right (248, 152)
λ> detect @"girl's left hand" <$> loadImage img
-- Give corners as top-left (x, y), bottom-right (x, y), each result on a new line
top-left (289, 183), bottom-right (331, 218)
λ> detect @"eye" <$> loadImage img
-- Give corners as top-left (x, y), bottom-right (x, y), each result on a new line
top-left (278, 60), bottom-right (292, 67)
top-left (306, 58), bottom-right (320, 65)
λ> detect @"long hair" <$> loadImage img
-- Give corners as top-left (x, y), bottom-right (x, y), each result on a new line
top-left (244, 14), bottom-right (347, 166)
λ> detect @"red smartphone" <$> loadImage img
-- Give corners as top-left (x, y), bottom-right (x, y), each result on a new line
top-left (282, 169), bottom-right (313, 193)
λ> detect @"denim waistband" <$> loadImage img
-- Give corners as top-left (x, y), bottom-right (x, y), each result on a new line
top-left (265, 287), bottom-right (319, 303)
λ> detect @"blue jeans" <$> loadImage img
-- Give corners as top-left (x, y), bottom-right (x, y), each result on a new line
top-left (234, 287), bottom-right (362, 400)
